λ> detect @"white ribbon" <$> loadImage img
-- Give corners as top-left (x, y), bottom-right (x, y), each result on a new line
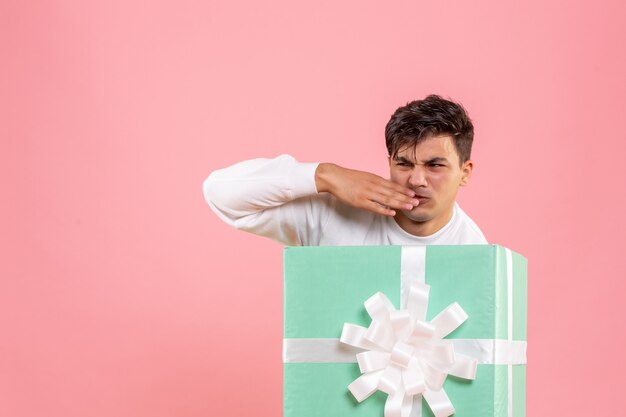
top-left (506, 247), bottom-right (514, 417)
top-left (340, 282), bottom-right (476, 417)
top-left (283, 338), bottom-right (526, 365)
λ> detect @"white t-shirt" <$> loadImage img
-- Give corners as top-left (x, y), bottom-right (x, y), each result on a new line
top-left (203, 154), bottom-right (487, 246)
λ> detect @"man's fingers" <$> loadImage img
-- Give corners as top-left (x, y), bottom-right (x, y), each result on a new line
top-left (373, 177), bottom-right (415, 197)
top-left (372, 191), bottom-right (419, 211)
top-left (370, 180), bottom-right (417, 207)
top-left (367, 200), bottom-right (396, 217)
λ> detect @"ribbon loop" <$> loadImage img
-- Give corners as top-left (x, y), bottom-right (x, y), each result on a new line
top-left (428, 341), bottom-right (455, 366)
top-left (357, 350), bottom-right (390, 373)
top-left (340, 323), bottom-right (373, 350)
top-left (423, 388), bottom-right (455, 417)
top-left (348, 370), bottom-right (383, 402)
top-left (403, 359), bottom-right (426, 395)
top-left (446, 354), bottom-right (478, 380)
top-left (378, 364), bottom-right (402, 395)
top-left (430, 302), bottom-right (468, 338)
top-left (390, 341), bottom-right (414, 368)
top-left (409, 320), bottom-right (435, 340)
top-left (384, 389), bottom-right (413, 417)
top-left (365, 292), bottom-right (395, 320)
top-left (390, 310), bottom-right (413, 341)
top-left (365, 319), bottom-right (396, 351)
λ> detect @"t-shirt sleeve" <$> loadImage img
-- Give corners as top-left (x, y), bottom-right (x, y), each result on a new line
top-left (202, 154), bottom-right (333, 245)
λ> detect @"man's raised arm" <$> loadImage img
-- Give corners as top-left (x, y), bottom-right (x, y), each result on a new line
top-left (203, 154), bottom-right (418, 244)
top-left (203, 155), bottom-right (321, 244)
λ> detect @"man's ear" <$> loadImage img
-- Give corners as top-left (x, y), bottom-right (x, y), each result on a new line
top-left (460, 160), bottom-right (473, 186)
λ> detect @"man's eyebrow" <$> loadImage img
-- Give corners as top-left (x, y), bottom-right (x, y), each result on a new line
top-left (393, 156), bottom-right (414, 164)
top-left (422, 157), bottom-right (449, 164)
top-left (393, 155), bottom-right (451, 164)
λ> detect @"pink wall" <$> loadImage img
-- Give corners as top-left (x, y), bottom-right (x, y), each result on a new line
top-left (3, 1), bottom-right (625, 416)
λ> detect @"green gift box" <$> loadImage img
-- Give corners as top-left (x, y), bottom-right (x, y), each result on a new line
top-left (283, 245), bottom-right (527, 417)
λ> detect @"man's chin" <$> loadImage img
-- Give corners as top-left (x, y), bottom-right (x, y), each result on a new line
top-left (399, 208), bottom-right (431, 223)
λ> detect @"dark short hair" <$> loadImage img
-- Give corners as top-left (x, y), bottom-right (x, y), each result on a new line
top-left (385, 95), bottom-right (474, 165)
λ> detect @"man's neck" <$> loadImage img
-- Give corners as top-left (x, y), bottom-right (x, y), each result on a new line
top-left (393, 206), bottom-right (455, 237)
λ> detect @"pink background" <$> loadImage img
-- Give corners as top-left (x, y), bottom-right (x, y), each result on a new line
top-left (3, 1), bottom-right (625, 416)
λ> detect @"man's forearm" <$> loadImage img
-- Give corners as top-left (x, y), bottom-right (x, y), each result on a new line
top-left (203, 155), bottom-right (319, 222)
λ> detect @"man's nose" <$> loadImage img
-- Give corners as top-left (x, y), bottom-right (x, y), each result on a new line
top-left (408, 166), bottom-right (427, 188)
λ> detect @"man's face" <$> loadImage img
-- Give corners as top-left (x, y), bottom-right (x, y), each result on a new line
top-left (388, 135), bottom-right (473, 235)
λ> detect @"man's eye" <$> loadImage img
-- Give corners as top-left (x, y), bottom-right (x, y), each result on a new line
top-left (430, 164), bottom-right (444, 168)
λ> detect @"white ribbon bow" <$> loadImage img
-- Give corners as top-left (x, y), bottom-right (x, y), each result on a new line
top-left (340, 282), bottom-right (477, 417)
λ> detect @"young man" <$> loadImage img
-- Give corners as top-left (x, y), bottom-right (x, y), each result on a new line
top-left (203, 95), bottom-right (486, 246)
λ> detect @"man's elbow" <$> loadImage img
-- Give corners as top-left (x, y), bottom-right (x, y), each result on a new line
top-left (202, 174), bottom-right (217, 207)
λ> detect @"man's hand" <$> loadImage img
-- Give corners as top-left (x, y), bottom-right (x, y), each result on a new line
top-left (315, 163), bottom-right (419, 216)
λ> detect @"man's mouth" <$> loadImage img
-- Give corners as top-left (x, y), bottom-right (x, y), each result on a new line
top-left (413, 194), bottom-right (431, 203)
